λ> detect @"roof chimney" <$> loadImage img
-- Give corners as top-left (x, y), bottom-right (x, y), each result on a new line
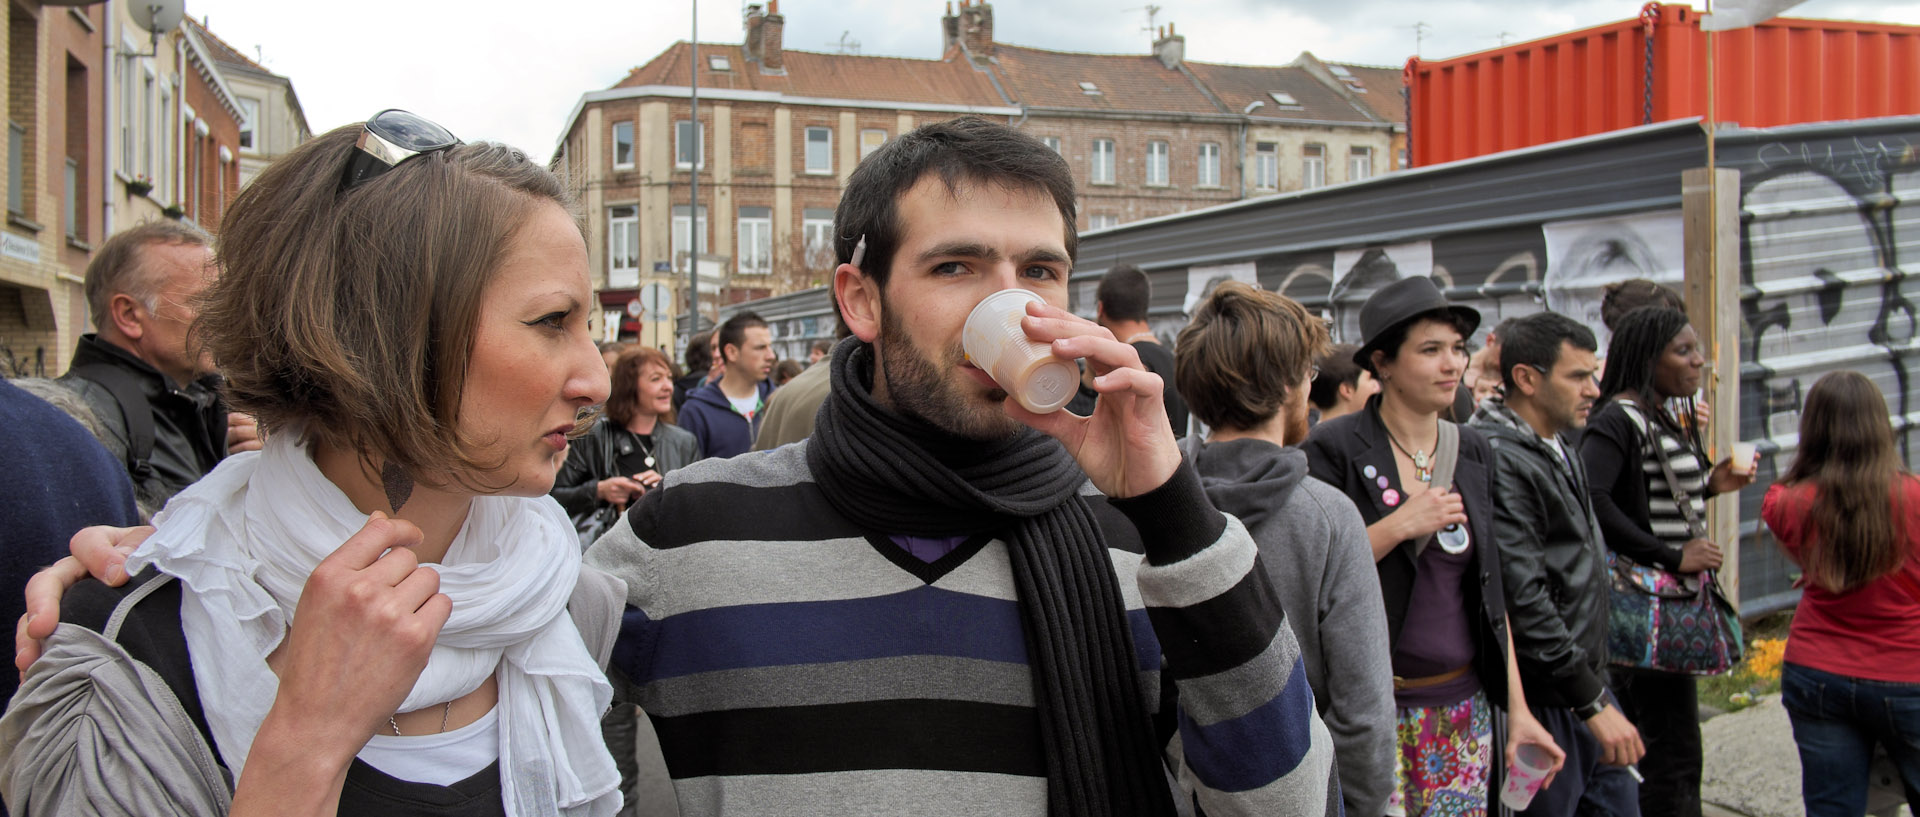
top-left (1153, 22), bottom-right (1184, 70)
top-left (959, 0), bottom-right (994, 59)
top-left (761, 0), bottom-right (786, 74)
top-left (941, 2), bottom-right (961, 53)
top-left (744, 4), bottom-right (765, 63)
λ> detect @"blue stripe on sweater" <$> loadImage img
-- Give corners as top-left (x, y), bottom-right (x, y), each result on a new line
top-left (624, 588), bottom-right (1171, 682)
top-left (1176, 653), bottom-right (1317, 792)
top-left (642, 586), bottom-right (1031, 679)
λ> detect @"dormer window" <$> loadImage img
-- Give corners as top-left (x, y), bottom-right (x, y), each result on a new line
top-left (709, 55), bottom-right (731, 71)
top-left (1079, 81), bottom-right (1101, 95)
top-left (1329, 65), bottom-right (1353, 77)
top-left (1268, 91), bottom-right (1303, 109)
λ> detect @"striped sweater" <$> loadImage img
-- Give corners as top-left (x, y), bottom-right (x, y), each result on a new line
top-left (584, 440), bottom-right (1338, 816)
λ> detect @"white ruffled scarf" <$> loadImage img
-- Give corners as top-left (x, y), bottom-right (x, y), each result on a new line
top-left (127, 434), bottom-right (620, 816)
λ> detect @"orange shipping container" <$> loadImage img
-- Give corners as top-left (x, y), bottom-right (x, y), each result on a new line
top-left (1406, 3), bottom-right (1920, 166)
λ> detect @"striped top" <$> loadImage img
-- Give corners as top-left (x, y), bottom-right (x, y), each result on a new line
top-left (585, 441), bottom-right (1339, 816)
top-left (1618, 400), bottom-right (1709, 547)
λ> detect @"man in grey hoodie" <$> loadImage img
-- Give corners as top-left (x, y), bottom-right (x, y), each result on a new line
top-left (1175, 281), bottom-right (1397, 817)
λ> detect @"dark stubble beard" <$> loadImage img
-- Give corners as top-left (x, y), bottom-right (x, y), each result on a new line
top-left (878, 302), bottom-right (1025, 441)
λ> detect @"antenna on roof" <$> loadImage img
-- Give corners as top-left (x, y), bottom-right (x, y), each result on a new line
top-left (826, 30), bottom-right (861, 55)
top-left (1126, 4), bottom-right (1162, 37)
top-left (1407, 21), bottom-right (1431, 57)
top-left (1493, 31), bottom-right (1515, 46)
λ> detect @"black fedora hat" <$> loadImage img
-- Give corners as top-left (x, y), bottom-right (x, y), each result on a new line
top-left (1351, 276), bottom-right (1481, 370)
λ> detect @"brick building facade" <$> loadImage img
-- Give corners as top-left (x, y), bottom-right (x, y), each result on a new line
top-left (554, 0), bottom-right (1406, 344)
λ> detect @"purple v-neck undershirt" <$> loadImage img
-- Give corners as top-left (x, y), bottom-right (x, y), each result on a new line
top-left (888, 534), bottom-right (972, 563)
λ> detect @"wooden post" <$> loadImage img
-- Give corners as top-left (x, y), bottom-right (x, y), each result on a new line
top-left (1682, 166), bottom-right (1743, 612)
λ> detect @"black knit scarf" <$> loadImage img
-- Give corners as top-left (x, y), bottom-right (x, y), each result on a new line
top-left (806, 338), bottom-right (1176, 816)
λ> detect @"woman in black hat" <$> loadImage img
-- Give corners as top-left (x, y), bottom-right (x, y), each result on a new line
top-left (1303, 276), bottom-right (1561, 816)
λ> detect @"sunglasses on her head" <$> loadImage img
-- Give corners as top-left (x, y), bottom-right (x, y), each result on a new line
top-left (340, 109), bottom-right (462, 192)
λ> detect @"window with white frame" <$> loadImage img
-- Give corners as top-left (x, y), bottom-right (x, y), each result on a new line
top-left (608, 206), bottom-right (639, 286)
top-left (805, 127), bottom-right (833, 174)
top-left (1146, 141), bottom-right (1169, 186)
top-left (157, 89), bottom-right (172, 202)
top-left (237, 97), bottom-right (260, 152)
top-left (859, 129), bottom-right (886, 160)
top-left (1089, 214), bottom-right (1119, 230)
top-left (1348, 145), bottom-right (1372, 182)
top-left (671, 205), bottom-right (708, 271)
top-left (1041, 136), bottom-right (1061, 154)
top-left (613, 121), bottom-right (634, 169)
top-left (1090, 139), bottom-right (1115, 184)
top-left (675, 120), bottom-right (703, 169)
top-left (141, 71), bottom-right (154, 178)
top-left (738, 206), bottom-right (773, 274)
top-left (116, 57), bottom-right (132, 172)
top-left (1254, 142), bottom-right (1278, 190)
top-left (1303, 143), bottom-right (1327, 189)
top-left (803, 208), bottom-right (835, 269)
top-left (1197, 142), bottom-right (1220, 187)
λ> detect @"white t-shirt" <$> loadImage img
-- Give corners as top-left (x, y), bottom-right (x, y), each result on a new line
top-left (728, 393), bottom-right (760, 418)
top-left (357, 706), bottom-right (500, 786)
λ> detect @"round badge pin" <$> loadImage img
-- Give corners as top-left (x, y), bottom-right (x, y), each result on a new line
top-left (1363, 465), bottom-right (1378, 479)
top-left (1376, 475), bottom-right (1391, 489)
top-left (1383, 488), bottom-right (1401, 507)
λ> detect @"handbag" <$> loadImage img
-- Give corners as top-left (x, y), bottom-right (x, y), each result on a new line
top-left (569, 421), bottom-right (625, 550)
top-left (1605, 398), bottom-right (1746, 675)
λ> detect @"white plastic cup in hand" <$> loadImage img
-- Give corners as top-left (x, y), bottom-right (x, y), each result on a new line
top-left (1730, 441), bottom-right (1759, 475)
top-left (1500, 742), bottom-right (1555, 810)
top-left (962, 289), bottom-right (1078, 414)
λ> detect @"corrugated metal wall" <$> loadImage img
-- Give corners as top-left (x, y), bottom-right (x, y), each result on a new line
top-left (1408, 3), bottom-right (1920, 166)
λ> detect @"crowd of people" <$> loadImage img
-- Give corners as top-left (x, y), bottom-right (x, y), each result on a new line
top-left (0, 112), bottom-right (1914, 817)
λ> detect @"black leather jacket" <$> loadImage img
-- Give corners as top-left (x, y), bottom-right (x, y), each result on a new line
top-left (61, 334), bottom-right (226, 514)
top-left (1468, 395), bottom-right (1610, 711)
top-left (550, 416), bottom-right (703, 518)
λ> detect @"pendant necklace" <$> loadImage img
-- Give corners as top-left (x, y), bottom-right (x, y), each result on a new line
top-left (621, 430), bottom-right (657, 469)
top-left (1382, 422), bottom-right (1435, 483)
top-left (389, 701), bottom-right (452, 736)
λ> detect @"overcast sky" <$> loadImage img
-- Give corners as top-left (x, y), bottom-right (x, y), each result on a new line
top-left (181, 0), bottom-right (1917, 158)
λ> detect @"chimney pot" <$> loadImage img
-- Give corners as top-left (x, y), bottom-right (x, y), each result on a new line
top-left (959, 1), bottom-right (994, 59)
top-left (1153, 23), bottom-right (1185, 70)
top-left (761, 8), bottom-right (786, 73)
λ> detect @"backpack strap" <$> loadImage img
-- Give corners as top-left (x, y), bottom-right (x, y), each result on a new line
top-left (72, 363), bottom-right (158, 483)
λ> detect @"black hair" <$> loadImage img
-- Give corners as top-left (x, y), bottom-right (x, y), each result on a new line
top-left (1362, 308), bottom-right (1476, 375)
top-left (1309, 343), bottom-right (1365, 410)
top-left (1597, 305), bottom-right (1699, 446)
top-left (1096, 264), bottom-right (1150, 322)
top-left (1601, 279), bottom-right (1686, 331)
top-left (833, 116), bottom-right (1077, 288)
top-left (1498, 312), bottom-right (1597, 389)
top-left (717, 311), bottom-right (769, 365)
top-left (683, 331), bottom-right (712, 374)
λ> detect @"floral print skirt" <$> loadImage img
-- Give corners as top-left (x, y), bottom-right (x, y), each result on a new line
top-left (1384, 691), bottom-right (1492, 817)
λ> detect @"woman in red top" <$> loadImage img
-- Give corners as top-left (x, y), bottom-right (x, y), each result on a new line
top-left (1761, 370), bottom-right (1920, 817)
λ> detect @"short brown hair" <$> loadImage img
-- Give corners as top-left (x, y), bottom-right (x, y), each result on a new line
top-left (1176, 282), bottom-right (1331, 432)
top-left (84, 220), bottom-right (211, 329)
top-left (605, 346), bottom-right (676, 426)
top-left (199, 123), bottom-right (573, 487)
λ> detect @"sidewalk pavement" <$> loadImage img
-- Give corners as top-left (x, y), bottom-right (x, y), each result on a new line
top-left (1701, 693), bottom-right (1913, 817)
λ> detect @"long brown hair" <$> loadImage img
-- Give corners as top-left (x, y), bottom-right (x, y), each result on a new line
top-left (1781, 370), bottom-right (1910, 593)
top-left (604, 347), bottom-right (675, 427)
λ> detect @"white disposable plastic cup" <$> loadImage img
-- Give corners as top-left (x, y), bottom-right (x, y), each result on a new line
top-left (962, 289), bottom-right (1078, 414)
top-left (1499, 742), bottom-right (1555, 810)
top-left (1730, 441), bottom-right (1760, 475)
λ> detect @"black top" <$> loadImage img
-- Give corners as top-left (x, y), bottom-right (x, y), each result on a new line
top-left (1130, 340), bottom-right (1189, 438)
top-left (1579, 401), bottom-right (1697, 572)
top-left (61, 571), bottom-right (509, 816)
top-left (61, 333), bottom-right (228, 511)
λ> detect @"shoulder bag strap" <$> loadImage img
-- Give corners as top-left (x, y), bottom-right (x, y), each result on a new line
top-left (73, 363), bottom-right (157, 480)
top-left (1413, 421), bottom-right (1464, 560)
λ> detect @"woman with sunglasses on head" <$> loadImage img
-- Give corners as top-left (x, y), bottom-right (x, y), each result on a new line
top-left (1761, 371), bottom-right (1920, 817)
top-left (1578, 305), bottom-right (1752, 817)
top-left (1304, 277), bottom-right (1560, 817)
top-left (0, 112), bottom-right (624, 816)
